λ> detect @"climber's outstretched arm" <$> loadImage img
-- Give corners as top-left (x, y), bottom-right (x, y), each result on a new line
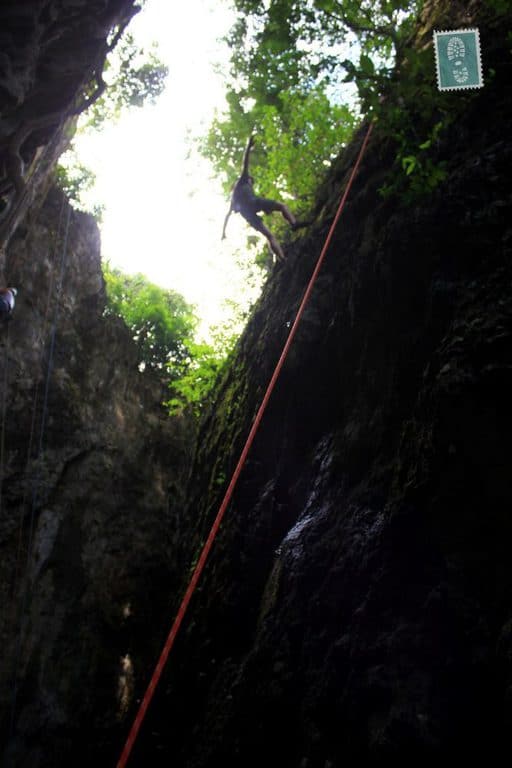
top-left (240, 134), bottom-right (255, 180)
top-left (221, 205), bottom-right (232, 240)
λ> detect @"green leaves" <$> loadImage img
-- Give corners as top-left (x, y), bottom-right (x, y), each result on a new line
top-left (103, 265), bottom-right (197, 376)
top-left (202, 83), bottom-right (356, 226)
top-left (103, 265), bottom-right (234, 415)
top-left (55, 160), bottom-right (96, 204)
top-left (200, 0), bottom-right (425, 237)
top-left (84, 33), bottom-right (168, 132)
top-left (379, 119), bottom-right (448, 202)
top-left (359, 54), bottom-right (375, 76)
top-left (401, 155), bottom-right (417, 175)
top-left (167, 341), bottom-right (227, 416)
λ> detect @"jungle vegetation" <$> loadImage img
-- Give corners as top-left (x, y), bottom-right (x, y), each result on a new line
top-left (65, 0), bottom-right (493, 413)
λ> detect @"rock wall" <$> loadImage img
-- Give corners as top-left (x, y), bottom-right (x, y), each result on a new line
top-left (0, 0), bottom-right (141, 253)
top-left (0, 2), bottom-right (193, 766)
top-left (0, 189), bottom-right (190, 768)
top-left (124, 2), bottom-right (512, 766)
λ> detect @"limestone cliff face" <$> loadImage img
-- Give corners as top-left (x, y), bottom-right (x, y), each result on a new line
top-left (124, 3), bottom-right (512, 766)
top-left (1, 190), bottom-right (189, 767)
top-left (0, 3), bottom-right (191, 767)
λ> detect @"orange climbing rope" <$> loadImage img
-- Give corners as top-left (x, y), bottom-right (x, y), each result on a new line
top-left (117, 121), bottom-right (374, 768)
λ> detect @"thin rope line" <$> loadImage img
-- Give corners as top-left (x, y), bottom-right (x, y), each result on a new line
top-left (3, 191), bottom-right (66, 741)
top-left (116, 121), bottom-right (374, 768)
top-left (9, 200), bottom-right (72, 736)
top-left (10, 192), bottom-right (66, 603)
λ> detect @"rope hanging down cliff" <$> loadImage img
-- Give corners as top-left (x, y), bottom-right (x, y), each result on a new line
top-left (8, 192), bottom-right (66, 606)
top-left (8, 198), bottom-right (72, 737)
top-left (117, 121), bottom-right (374, 768)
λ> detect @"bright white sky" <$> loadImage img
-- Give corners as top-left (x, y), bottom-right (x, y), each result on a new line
top-left (73, 0), bottom-right (262, 336)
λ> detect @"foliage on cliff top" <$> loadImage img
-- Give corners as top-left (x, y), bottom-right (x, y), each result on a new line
top-left (56, 28), bottom-right (167, 215)
top-left (202, 1), bottom-right (510, 211)
top-left (103, 265), bottom-right (196, 375)
top-left (200, 0), bottom-right (425, 217)
top-left (103, 265), bottom-right (236, 415)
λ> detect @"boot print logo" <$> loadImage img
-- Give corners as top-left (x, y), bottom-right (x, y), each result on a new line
top-left (446, 36), bottom-right (469, 83)
top-left (434, 28), bottom-right (483, 91)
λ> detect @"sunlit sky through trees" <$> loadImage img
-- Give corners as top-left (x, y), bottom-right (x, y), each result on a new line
top-left (73, 0), bottom-right (263, 337)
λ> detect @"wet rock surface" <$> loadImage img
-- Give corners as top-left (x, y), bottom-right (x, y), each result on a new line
top-left (128, 3), bottom-right (512, 766)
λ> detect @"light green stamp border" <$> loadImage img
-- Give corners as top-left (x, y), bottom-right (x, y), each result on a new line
top-left (433, 28), bottom-right (484, 91)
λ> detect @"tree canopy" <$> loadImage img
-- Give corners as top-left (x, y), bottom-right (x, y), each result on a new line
top-left (103, 265), bottom-right (197, 376)
top-left (103, 266), bottom-right (235, 414)
top-left (200, 0), bottom-right (425, 219)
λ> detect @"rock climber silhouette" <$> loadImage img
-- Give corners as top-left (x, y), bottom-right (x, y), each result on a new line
top-left (222, 134), bottom-right (296, 261)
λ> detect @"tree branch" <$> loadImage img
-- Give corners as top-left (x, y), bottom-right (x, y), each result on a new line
top-left (319, 6), bottom-right (399, 47)
top-left (70, 71), bottom-right (107, 116)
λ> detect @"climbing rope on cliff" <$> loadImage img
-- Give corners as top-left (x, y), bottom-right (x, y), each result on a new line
top-left (8, 196), bottom-right (72, 737)
top-left (24, 207), bottom-right (70, 519)
top-left (9, 193), bottom-right (66, 605)
top-left (116, 120), bottom-right (374, 768)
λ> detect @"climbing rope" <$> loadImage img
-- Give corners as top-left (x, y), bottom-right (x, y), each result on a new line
top-left (9, 193), bottom-right (66, 606)
top-left (9, 198), bottom-right (72, 736)
top-left (117, 121), bottom-right (374, 767)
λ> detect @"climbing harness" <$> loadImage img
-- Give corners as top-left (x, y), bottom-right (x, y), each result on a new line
top-left (117, 121), bottom-right (374, 767)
